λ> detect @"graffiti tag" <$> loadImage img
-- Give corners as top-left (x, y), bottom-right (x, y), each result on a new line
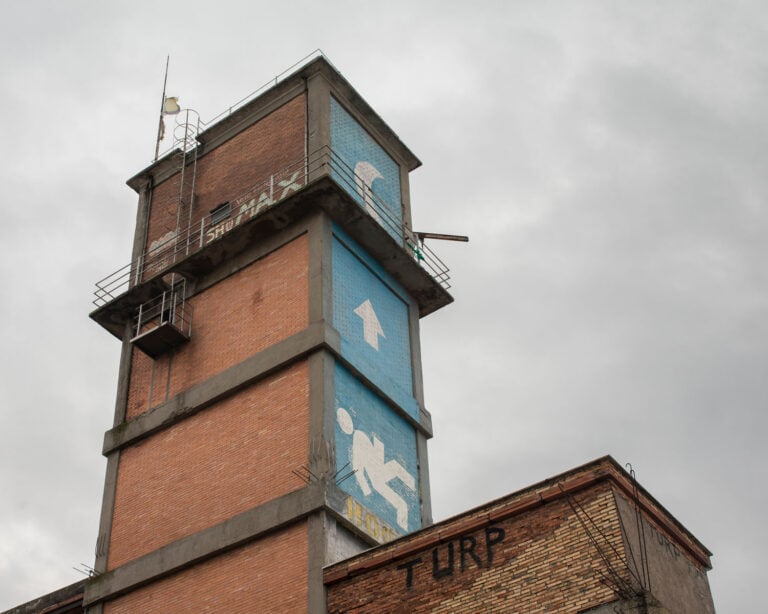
top-left (344, 497), bottom-right (400, 544)
top-left (204, 171), bottom-right (303, 244)
top-left (396, 526), bottom-right (506, 589)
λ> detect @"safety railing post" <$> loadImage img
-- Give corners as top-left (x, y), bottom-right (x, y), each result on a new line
top-left (134, 255), bottom-right (143, 287)
top-left (136, 302), bottom-right (143, 338)
top-left (160, 291), bottom-right (167, 325)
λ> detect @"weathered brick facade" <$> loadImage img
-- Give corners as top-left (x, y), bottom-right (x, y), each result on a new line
top-left (325, 457), bottom-right (714, 614)
top-left (103, 524), bottom-right (309, 614)
top-left (125, 234), bottom-right (309, 419)
top-left (143, 93), bottom-right (306, 260)
top-left (7, 456), bottom-right (714, 613)
top-left (109, 361), bottom-right (309, 569)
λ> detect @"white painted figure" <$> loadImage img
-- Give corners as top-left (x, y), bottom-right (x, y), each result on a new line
top-left (353, 160), bottom-right (383, 224)
top-left (337, 407), bottom-right (416, 530)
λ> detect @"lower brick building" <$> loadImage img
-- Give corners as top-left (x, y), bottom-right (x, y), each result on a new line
top-left (7, 456), bottom-right (714, 613)
top-left (324, 456), bottom-right (714, 613)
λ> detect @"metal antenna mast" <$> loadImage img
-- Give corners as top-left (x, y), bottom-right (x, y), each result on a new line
top-left (154, 56), bottom-right (170, 162)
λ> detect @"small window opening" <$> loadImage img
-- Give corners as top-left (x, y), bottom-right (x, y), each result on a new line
top-left (211, 201), bottom-right (231, 225)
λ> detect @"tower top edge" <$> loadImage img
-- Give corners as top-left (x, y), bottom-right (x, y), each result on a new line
top-left (127, 55), bottom-right (422, 193)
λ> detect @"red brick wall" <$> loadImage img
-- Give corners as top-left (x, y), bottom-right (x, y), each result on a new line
top-left (125, 233), bottom-right (309, 419)
top-left (144, 93), bottom-right (306, 259)
top-left (109, 361), bottom-right (309, 569)
top-left (104, 523), bottom-right (308, 613)
top-left (192, 93), bottom-right (306, 215)
top-left (326, 485), bottom-right (627, 613)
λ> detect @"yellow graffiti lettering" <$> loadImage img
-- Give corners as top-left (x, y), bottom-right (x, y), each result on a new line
top-left (365, 512), bottom-right (380, 539)
top-left (344, 497), bottom-right (399, 544)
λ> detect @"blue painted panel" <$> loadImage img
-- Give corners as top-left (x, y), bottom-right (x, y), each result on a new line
top-left (332, 226), bottom-right (417, 419)
top-left (329, 96), bottom-right (402, 241)
top-left (334, 362), bottom-right (420, 534)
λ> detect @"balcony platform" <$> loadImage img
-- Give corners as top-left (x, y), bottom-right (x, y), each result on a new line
top-left (131, 322), bottom-right (190, 358)
top-left (91, 175), bottom-right (453, 340)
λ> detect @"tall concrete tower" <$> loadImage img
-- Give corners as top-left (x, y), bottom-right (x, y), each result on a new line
top-left (85, 57), bottom-right (453, 612)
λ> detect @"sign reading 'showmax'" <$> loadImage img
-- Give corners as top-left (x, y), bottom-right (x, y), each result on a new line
top-left (145, 169), bottom-right (304, 273)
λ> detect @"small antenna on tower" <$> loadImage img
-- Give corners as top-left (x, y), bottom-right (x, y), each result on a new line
top-left (72, 562), bottom-right (101, 577)
top-left (154, 56), bottom-right (180, 162)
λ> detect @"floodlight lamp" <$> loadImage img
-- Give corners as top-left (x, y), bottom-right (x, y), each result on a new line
top-left (163, 97), bottom-right (181, 115)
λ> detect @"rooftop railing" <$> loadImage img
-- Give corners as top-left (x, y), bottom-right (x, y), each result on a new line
top-left (130, 279), bottom-right (193, 357)
top-left (93, 146), bottom-right (450, 308)
top-left (155, 50), bottom-right (332, 162)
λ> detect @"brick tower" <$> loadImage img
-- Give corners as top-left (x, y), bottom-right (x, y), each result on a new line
top-left (85, 57), bottom-right (453, 612)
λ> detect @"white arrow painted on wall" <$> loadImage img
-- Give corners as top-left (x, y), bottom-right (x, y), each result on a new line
top-left (354, 299), bottom-right (385, 350)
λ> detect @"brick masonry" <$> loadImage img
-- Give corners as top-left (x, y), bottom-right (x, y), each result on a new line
top-left (103, 523), bottom-right (308, 613)
top-left (327, 486), bottom-right (621, 613)
top-left (125, 234), bottom-right (309, 419)
top-left (10, 460), bottom-right (714, 614)
top-left (143, 93), bottom-right (306, 259)
top-left (325, 457), bottom-right (714, 614)
top-left (109, 360), bottom-right (309, 569)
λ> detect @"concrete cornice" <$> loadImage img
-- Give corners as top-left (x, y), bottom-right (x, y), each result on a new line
top-left (83, 483), bottom-right (327, 607)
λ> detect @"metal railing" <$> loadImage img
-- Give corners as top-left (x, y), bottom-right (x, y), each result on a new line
top-left (132, 280), bottom-right (193, 341)
top-left (93, 147), bottom-right (450, 307)
top-left (155, 50), bottom-right (331, 162)
top-left (324, 148), bottom-right (452, 288)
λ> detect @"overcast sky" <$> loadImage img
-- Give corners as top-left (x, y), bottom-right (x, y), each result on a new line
top-left (0, 1), bottom-right (765, 610)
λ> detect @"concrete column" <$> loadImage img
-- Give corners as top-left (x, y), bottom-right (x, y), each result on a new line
top-left (306, 71), bottom-right (331, 182)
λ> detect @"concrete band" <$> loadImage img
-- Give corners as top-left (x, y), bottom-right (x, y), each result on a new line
top-left (103, 322), bottom-right (433, 455)
top-left (83, 483), bottom-right (326, 607)
top-left (103, 320), bottom-right (335, 454)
